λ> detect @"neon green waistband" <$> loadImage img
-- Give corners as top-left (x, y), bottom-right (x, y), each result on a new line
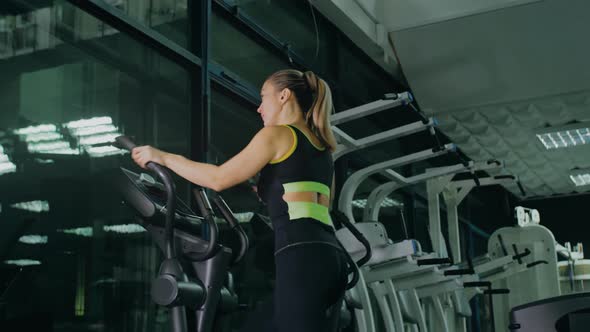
top-left (283, 181), bottom-right (330, 196)
top-left (286, 201), bottom-right (333, 227)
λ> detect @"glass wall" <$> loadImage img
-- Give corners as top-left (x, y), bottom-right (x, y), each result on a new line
top-left (0, 1), bottom-right (190, 331)
top-left (100, 0), bottom-right (188, 48)
top-left (0, 0), bottom-right (493, 331)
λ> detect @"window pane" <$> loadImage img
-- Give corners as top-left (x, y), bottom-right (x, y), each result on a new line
top-left (0, 1), bottom-right (191, 331)
top-left (236, 0), bottom-right (321, 64)
top-left (209, 88), bottom-right (262, 213)
top-left (100, 0), bottom-right (188, 48)
top-left (211, 10), bottom-right (291, 89)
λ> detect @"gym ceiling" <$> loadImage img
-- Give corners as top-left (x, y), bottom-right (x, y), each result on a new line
top-left (315, 0), bottom-right (590, 199)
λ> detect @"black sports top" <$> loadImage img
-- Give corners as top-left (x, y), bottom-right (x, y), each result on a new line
top-left (257, 125), bottom-right (340, 254)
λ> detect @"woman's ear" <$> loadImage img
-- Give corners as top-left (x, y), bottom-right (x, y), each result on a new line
top-left (280, 88), bottom-right (291, 104)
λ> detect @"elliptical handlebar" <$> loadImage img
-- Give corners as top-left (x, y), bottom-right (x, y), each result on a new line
top-left (191, 188), bottom-right (221, 261)
top-left (332, 210), bottom-right (372, 268)
top-left (115, 135), bottom-right (178, 259)
top-left (211, 194), bottom-right (249, 265)
top-left (331, 210), bottom-right (372, 290)
top-left (115, 135), bottom-right (221, 262)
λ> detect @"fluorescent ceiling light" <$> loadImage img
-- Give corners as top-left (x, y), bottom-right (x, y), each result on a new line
top-left (0, 161), bottom-right (16, 175)
top-left (352, 197), bottom-right (403, 209)
top-left (34, 158), bottom-right (55, 164)
top-left (11, 200), bottom-right (50, 213)
top-left (85, 145), bottom-right (126, 157)
top-left (27, 140), bottom-right (69, 152)
top-left (39, 147), bottom-right (80, 155)
top-left (65, 116), bottom-right (113, 129)
top-left (4, 259), bottom-right (41, 266)
top-left (61, 227), bottom-right (93, 237)
top-left (78, 133), bottom-right (119, 146)
top-left (103, 224), bottom-right (145, 234)
top-left (19, 235), bottom-right (48, 244)
top-left (13, 126), bottom-right (79, 155)
top-left (27, 140), bottom-right (80, 154)
top-left (234, 212), bottom-right (254, 223)
top-left (0, 150), bottom-right (16, 174)
top-left (570, 169), bottom-right (590, 187)
top-left (13, 124), bottom-right (57, 135)
top-left (23, 132), bottom-right (63, 143)
top-left (536, 123), bottom-right (590, 150)
top-left (352, 199), bottom-right (367, 208)
top-left (60, 223), bottom-right (145, 237)
top-left (69, 124), bottom-right (118, 137)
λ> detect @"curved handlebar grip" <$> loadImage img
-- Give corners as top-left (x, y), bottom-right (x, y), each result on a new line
top-left (331, 210), bottom-right (372, 267)
top-left (190, 188), bottom-right (220, 261)
top-left (212, 194), bottom-right (249, 265)
top-left (194, 188), bottom-right (213, 217)
top-left (212, 195), bottom-right (238, 228)
top-left (114, 135), bottom-right (137, 151)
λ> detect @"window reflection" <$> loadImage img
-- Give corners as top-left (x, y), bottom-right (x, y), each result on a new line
top-left (0, 1), bottom-right (190, 331)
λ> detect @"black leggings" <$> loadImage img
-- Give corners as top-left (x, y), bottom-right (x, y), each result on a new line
top-left (239, 243), bottom-right (348, 332)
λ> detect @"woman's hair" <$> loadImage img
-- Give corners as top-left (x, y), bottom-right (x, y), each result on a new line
top-left (265, 69), bottom-right (337, 152)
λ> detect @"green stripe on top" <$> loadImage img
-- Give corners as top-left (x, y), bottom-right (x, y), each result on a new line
top-left (286, 201), bottom-right (333, 227)
top-left (282, 181), bottom-right (330, 196)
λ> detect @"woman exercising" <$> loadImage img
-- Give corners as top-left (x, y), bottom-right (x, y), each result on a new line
top-left (131, 69), bottom-right (348, 332)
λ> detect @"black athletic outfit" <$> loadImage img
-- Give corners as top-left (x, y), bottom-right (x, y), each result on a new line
top-left (240, 125), bottom-right (348, 332)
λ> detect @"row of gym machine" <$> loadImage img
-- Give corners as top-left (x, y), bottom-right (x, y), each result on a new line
top-left (330, 93), bottom-right (590, 332)
top-left (112, 92), bottom-right (590, 332)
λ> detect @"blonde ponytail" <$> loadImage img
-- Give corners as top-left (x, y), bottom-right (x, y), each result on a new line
top-left (303, 71), bottom-right (337, 152)
top-left (266, 69), bottom-right (337, 152)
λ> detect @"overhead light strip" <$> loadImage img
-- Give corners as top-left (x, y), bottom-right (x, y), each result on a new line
top-left (536, 127), bottom-right (590, 150)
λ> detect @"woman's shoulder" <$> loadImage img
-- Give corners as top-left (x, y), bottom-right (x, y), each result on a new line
top-left (258, 125), bottom-right (295, 138)
top-left (254, 126), bottom-right (296, 149)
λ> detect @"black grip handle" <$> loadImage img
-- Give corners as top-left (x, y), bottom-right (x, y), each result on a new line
top-left (512, 246), bottom-right (531, 264)
top-left (417, 258), bottom-right (452, 266)
top-left (189, 188), bottom-right (220, 261)
top-left (444, 268), bottom-right (475, 276)
top-left (494, 175), bottom-right (515, 180)
top-left (211, 194), bottom-right (249, 265)
top-left (114, 135), bottom-right (137, 151)
top-left (331, 210), bottom-right (372, 267)
top-left (526, 260), bottom-right (548, 268)
top-left (212, 195), bottom-right (238, 229)
top-left (484, 288), bottom-right (510, 295)
top-left (195, 188), bottom-right (214, 217)
top-left (464, 281), bottom-right (491, 288)
top-left (330, 210), bottom-right (370, 291)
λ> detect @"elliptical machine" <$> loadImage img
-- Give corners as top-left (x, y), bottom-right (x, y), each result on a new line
top-left (113, 136), bottom-right (249, 332)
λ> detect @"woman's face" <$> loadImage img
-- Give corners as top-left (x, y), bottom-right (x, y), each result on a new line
top-left (257, 81), bottom-right (284, 127)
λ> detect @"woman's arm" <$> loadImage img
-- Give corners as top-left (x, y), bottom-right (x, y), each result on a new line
top-left (132, 126), bottom-right (286, 191)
